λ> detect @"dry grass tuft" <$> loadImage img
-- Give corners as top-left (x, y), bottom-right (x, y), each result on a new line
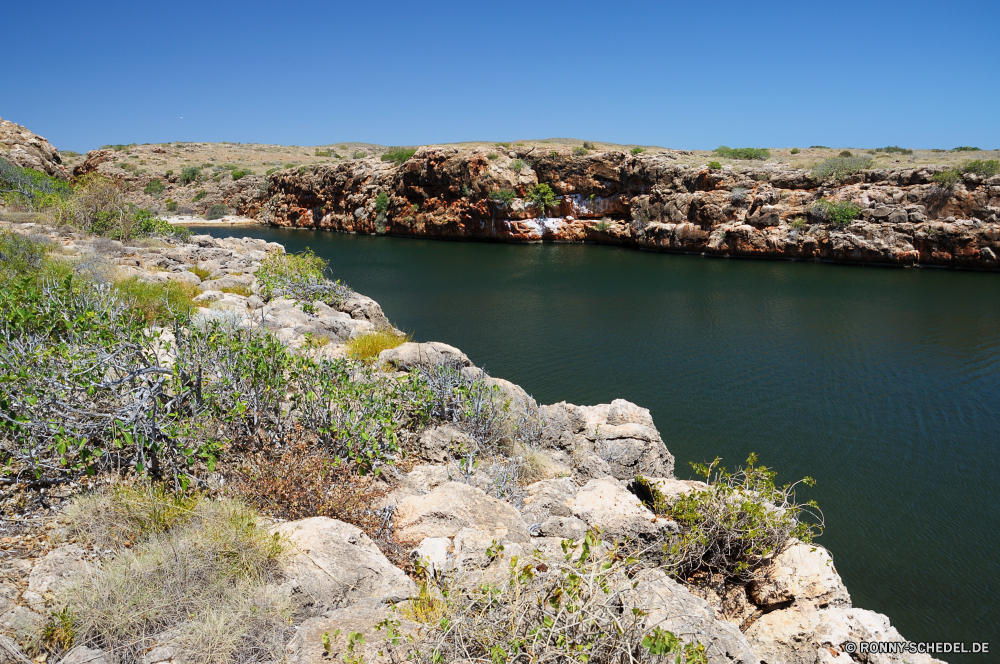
top-left (46, 486), bottom-right (291, 663)
top-left (220, 284), bottom-right (253, 297)
top-left (345, 329), bottom-right (411, 361)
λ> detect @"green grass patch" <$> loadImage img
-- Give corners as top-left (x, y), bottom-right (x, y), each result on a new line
top-left (381, 147), bottom-right (418, 165)
top-left (221, 284), bottom-right (253, 297)
top-left (346, 329), bottom-right (412, 361)
top-left (113, 277), bottom-right (200, 322)
top-left (810, 199), bottom-right (862, 226)
top-left (143, 179), bottom-right (165, 195)
top-left (189, 266), bottom-right (212, 281)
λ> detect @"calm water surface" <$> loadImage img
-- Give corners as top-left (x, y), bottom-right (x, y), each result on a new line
top-left (208, 227), bottom-right (999, 658)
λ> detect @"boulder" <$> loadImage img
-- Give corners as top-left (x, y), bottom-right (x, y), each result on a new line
top-left (411, 537), bottom-right (452, 577)
top-left (198, 274), bottom-right (253, 292)
top-left (749, 540), bottom-right (850, 610)
top-left (394, 482), bottom-right (530, 543)
top-left (623, 570), bottom-right (759, 664)
top-left (0, 117), bottom-right (66, 178)
top-left (273, 517), bottom-right (416, 616)
top-left (25, 544), bottom-right (90, 610)
top-left (164, 270), bottom-right (201, 287)
top-left (520, 477), bottom-right (577, 527)
top-left (570, 478), bottom-right (676, 540)
top-left (540, 399), bottom-right (674, 481)
top-left (285, 598), bottom-right (419, 664)
top-left (414, 425), bottom-right (474, 463)
top-left (58, 646), bottom-right (113, 664)
top-left (746, 605), bottom-right (946, 664)
top-left (379, 342), bottom-right (472, 372)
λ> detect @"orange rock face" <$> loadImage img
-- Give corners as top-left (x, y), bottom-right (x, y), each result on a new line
top-left (254, 147), bottom-right (1000, 270)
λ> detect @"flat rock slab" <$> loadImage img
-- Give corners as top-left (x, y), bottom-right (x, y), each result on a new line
top-left (273, 517), bottom-right (416, 616)
top-left (394, 482), bottom-right (530, 543)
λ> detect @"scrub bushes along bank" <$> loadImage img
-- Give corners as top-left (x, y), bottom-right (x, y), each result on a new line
top-left (0, 233), bottom-right (513, 488)
top-left (0, 156), bottom-right (186, 241)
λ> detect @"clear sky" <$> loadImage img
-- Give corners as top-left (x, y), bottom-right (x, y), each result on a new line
top-left (4, 0), bottom-right (998, 152)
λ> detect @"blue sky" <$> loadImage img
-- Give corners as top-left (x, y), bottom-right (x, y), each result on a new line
top-left (4, 0), bottom-right (998, 152)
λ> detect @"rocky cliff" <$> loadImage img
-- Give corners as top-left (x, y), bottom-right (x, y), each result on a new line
top-left (256, 146), bottom-right (1000, 270)
top-left (0, 117), bottom-right (67, 179)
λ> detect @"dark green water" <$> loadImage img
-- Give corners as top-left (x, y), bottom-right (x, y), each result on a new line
top-left (208, 227), bottom-right (999, 657)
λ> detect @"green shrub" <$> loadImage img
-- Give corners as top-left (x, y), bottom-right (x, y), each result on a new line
top-left (165, 170), bottom-right (174, 177)
top-left (143, 179), bottom-right (165, 195)
top-left (933, 160), bottom-right (999, 189)
top-left (790, 148), bottom-right (800, 154)
top-left (256, 247), bottom-right (353, 305)
top-left (549, 150), bottom-right (559, 158)
top-left (874, 145), bottom-right (913, 155)
top-left (314, 148), bottom-right (340, 157)
top-left (165, 198), bottom-right (178, 212)
top-left (630, 146), bottom-right (646, 155)
top-left (494, 142), bottom-right (511, 148)
top-left (810, 199), bottom-right (862, 226)
top-left (707, 161), bottom-right (722, 170)
top-left (952, 146), bottom-right (980, 152)
top-left (179, 166), bottom-right (201, 184)
top-left (230, 169), bottom-right (252, 180)
top-left (510, 159), bottom-right (525, 173)
top-left (487, 152), bottom-right (498, 160)
top-left (838, 150), bottom-right (853, 158)
top-left (932, 170), bottom-right (961, 189)
top-left (351, 151), bottom-right (366, 159)
top-left (526, 183), bottom-right (557, 217)
top-left (714, 146), bottom-right (769, 160)
top-left (572, 146), bottom-right (588, 156)
top-left (0, 230), bottom-right (45, 281)
top-left (811, 154), bottom-right (874, 181)
top-left (205, 204), bottom-right (230, 220)
top-left (809, 145), bottom-right (830, 149)
top-left (594, 218), bottom-right (611, 232)
top-left (959, 159), bottom-right (1000, 177)
top-left (639, 453), bottom-right (821, 581)
top-left (381, 147), bottom-right (418, 165)
top-left (192, 190), bottom-right (207, 202)
top-left (789, 218), bottom-right (808, 230)
top-left (582, 141), bottom-right (595, 150)
top-left (0, 157), bottom-right (73, 209)
top-left (189, 266), bottom-right (212, 281)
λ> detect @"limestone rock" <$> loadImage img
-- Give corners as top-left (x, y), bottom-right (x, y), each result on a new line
top-left (414, 425), bottom-right (473, 463)
top-left (520, 477), bottom-right (577, 527)
top-left (273, 517), bottom-right (416, 616)
top-left (624, 570), bottom-right (759, 664)
top-left (746, 605), bottom-right (946, 664)
top-left (750, 540), bottom-right (850, 610)
top-left (569, 478), bottom-right (676, 540)
top-left (58, 646), bottom-right (113, 664)
top-left (0, 117), bottom-right (66, 178)
top-left (285, 598), bottom-right (419, 664)
top-left (540, 399), bottom-right (674, 481)
top-left (412, 537), bottom-right (452, 577)
top-left (25, 544), bottom-right (90, 610)
top-left (379, 342), bottom-right (472, 372)
top-left (394, 482), bottom-right (530, 543)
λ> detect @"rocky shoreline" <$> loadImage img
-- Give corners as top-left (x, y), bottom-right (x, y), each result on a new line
top-left (0, 223), bottom-right (946, 664)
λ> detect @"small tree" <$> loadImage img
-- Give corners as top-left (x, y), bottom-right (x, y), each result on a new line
top-left (374, 191), bottom-right (390, 233)
top-left (525, 183), bottom-right (557, 219)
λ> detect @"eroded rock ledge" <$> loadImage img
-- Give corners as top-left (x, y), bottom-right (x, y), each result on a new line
top-left (251, 146), bottom-right (1000, 270)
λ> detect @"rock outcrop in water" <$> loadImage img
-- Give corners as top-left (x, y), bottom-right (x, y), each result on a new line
top-left (255, 146), bottom-right (1000, 270)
